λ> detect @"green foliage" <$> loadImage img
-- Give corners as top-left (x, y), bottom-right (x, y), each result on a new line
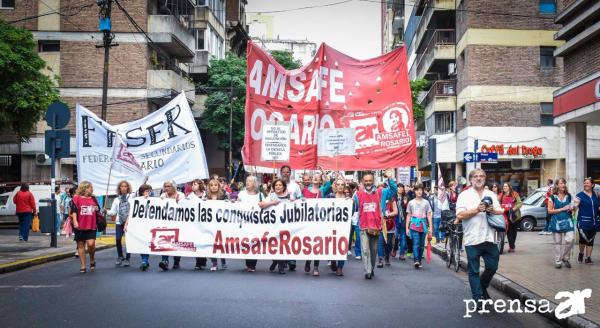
top-left (410, 78), bottom-right (430, 122)
top-left (0, 20), bottom-right (59, 141)
top-left (200, 50), bottom-right (302, 158)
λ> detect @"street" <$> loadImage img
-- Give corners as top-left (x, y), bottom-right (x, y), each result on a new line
top-left (0, 247), bottom-right (557, 328)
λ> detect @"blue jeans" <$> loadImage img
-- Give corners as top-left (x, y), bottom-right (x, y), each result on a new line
top-left (377, 232), bottom-right (394, 259)
top-left (17, 212), bottom-right (33, 241)
top-left (115, 224), bottom-right (130, 260)
top-left (141, 254), bottom-right (149, 264)
top-left (465, 242), bottom-right (499, 300)
top-left (353, 225), bottom-right (361, 256)
top-left (396, 222), bottom-right (408, 255)
top-left (433, 217), bottom-right (445, 241)
top-left (55, 213), bottom-right (62, 234)
top-left (543, 215), bottom-right (551, 232)
top-left (409, 229), bottom-right (425, 263)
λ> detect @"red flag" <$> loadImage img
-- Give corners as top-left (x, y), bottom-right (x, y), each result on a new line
top-left (426, 237), bottom-right (432, 264)
top-left (243, 41), bottom-right (417, 170)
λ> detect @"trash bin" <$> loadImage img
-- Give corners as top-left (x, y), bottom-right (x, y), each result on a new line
top-left (39, 205), bottom-right (53, 233)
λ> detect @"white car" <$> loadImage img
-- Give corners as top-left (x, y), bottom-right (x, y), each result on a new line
top-left (0, 185), bottom-right (54, 224)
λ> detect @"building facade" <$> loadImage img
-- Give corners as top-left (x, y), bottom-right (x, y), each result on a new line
top-left (0, 0), bottom-right (245, 184)
top-left (552, 0), bottom-right (600, 192)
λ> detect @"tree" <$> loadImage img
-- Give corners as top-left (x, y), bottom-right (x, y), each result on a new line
top-left (200, 51), bottom-right (302, 160)
top-left (410, 78), bottom-right (430, 122)
top-left (0, 20), bottom-right (59, 141)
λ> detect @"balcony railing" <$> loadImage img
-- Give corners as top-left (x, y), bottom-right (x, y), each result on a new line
top-left (422, 79), bottom-right (456, 106)
top-left (415, 29), bottom-right (455, 78)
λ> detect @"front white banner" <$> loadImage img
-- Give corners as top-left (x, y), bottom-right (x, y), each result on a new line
top-left (125, 197), bottom-right (353, 260)
top-left (76, 93), bottom-right (209, 194)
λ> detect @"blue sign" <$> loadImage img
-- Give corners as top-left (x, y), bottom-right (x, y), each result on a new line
top-left (479, 152), bottom-right (498, 163)
top-left (463, 152), bottom-right (475, 163)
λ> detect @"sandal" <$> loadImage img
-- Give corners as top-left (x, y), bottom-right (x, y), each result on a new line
top-left (90, 261), bottom-right (96, 271)
top-left (79, 268), bottom-right (86, 273)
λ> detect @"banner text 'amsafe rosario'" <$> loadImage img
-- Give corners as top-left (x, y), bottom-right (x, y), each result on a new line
top-left (125, 197), bottom-right (353, 260)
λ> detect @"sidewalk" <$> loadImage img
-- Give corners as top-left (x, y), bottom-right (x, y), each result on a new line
top-left (0, 225), bottom-right (116, 274)
top-left (433, 231), bottom-right (600, 327)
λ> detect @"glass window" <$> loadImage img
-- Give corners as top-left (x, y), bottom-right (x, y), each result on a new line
top-left (1, 0), bottom-right (15, 8)
top-left (540, 103), bottom-right (554, 126)
top-left (38, 40), bottom-right (60, 52)
top-left (540, 46), bottom-right (555, 69)
top-left (539, 0), bottom-right (556, 14)
top-left (434, 112), bottom-right (454, 134)
top-left (195, 29), bottom-right (205, 50)
top-left (196, 0), bottom-right (206, 5)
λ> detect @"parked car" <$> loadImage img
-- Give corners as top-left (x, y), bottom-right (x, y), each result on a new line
top-left (0, 185), bottom-right (53, 224)
top-left (519, 185), bottom-right (600, 231)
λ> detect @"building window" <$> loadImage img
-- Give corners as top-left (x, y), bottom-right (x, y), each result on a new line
top-left (195, 29), bottom-right (205, 50)
top-left (540, 46), bottom-right (555, 69)
top-left (196, 0), bottom-right (206, 5)
top-left (1, 0), bottom-right (15, 9)
top-left (539, 0), bottom-right (556, 14)
top-left (435, 112), bottom-right (455, 134)
top-left (540, 103), bottom-right (554, 126)
top-left (38, 40), bottom-right (60, 52)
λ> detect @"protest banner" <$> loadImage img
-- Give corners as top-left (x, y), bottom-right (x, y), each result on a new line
top-left (317, 128), bottom-right (356, 157)
top-left (125, 197), bottom-right (353, 260)
top-left (243, 41), bottom-right (417, 171)
top-left (260, 122), bottom-right (291, 162)
top-left (76, 92), bottom-right (208, 194)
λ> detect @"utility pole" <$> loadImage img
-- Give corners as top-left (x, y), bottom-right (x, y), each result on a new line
top-left (228, 77), bottom-right (234, 181)
top-left (97, 0), bottom-right (117, 121)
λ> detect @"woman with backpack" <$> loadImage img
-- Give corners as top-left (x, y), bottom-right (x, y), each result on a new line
top-left (237, 175), bottom-right (262, 272)
top-left (72, 181), bottom-right (101, 273)
top-left (574, 177), bottom-right (600, 264)
top-left (107, 180), bottom-right (134, 267)
top-left (498, 183), bottom-right (522, 253)
top-left (547, 178), bottom-right (575, 269)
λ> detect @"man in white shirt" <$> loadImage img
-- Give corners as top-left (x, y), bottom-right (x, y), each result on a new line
top-left (455, 168), bottom-right (504, 305)
top-left (279, 165), bottom-right (302, 200)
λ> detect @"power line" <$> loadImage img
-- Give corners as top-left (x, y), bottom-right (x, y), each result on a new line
top-left (7, 0), bottom-right (93, 24)
top-left (246, 0), bottom-right (354, 14)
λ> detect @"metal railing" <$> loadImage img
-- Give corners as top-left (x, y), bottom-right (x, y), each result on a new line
top-left (422, 79), bottom-right (456, 106)
top-left (415, 29), bottom-right (455, 77)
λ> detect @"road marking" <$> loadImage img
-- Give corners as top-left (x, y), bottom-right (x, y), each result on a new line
top-left (0, 284), bottom-right (64, 289)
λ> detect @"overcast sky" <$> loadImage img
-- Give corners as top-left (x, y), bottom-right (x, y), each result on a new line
top-left (245, 0), bottom-right (382, 60)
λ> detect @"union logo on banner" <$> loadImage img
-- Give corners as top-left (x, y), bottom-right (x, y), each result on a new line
top-left (117, 143), bottom-right (142, 171)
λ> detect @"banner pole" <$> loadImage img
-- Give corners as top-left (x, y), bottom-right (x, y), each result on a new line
top-left (104, 130), bottom-right (118, 213)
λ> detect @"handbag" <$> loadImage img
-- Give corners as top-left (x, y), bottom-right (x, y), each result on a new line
top-left (31, 213), bottom-right (40, 232)
top-left (92, 197), bottom-right (107, 232)
top-left (487, 213), bottom-right (506, 232)
top-left (62, 216), bottom-right (73, 236)
top-left (366, 228), bottom-right (380, 237)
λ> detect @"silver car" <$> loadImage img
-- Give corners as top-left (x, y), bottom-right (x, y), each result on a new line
top-left (519, 185), bottom-right (600, 231)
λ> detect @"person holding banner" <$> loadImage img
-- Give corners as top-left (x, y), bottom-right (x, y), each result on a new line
top-left (405, 184), bottom-right (433, 269)
top-left (280, 165), bottom-right (303, 201)
top-left (187, 179), bottom-right (208, 270)
top-left (205, 177), bottom-right (229, 271)
top-left (72, 181), bottom-right (100, 273)
top-left (355, 169), bottom-right (397, 279)
top-left (237, 175), bottom-right (262, 272)
top-left (129, 183), bottom-right (153, 271)
top-left (302, 172), bottom-right (333, 276)
top-left (327, 178), bottom-right (353, 276)
top-left (158, 180), bottom-right (185, 271)
top-left (260, 179), bottom-right (295, 274)
top-left (107, 180), bottom-right (134, 267)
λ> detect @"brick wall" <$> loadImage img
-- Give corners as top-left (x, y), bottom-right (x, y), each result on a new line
top-left (460, 45), bottom-right (562, 90)
top-left (466, 102), bottom-right (541, 127)
top-left (60, 42), bottom-right (148, 88)
top-left (457, 0), bottom-right (563, 40)
top-left (61, 97), bottom-right (150, 132)
top-left (0, 0), bottom-right (38, 30)
top-left (60, 0), bottom-right (148, 33)
top-left (563, 34), bottom-right (600, 85)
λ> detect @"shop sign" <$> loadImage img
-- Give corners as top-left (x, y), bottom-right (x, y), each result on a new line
top-left (480, 144), bottom-right (544, 158)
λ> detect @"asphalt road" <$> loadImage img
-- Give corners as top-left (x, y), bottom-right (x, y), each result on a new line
top-left (0, 249), bottom-right (559, 328)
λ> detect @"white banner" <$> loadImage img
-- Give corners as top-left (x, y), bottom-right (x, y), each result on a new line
top-left (125, 197), bottom-right (352, 260)
top-left (317, 128), bottom-right (356, 156)
top-left (76, 93), bottom-right (209, 194)
top-left (260, 123), bottom-right (290, 162)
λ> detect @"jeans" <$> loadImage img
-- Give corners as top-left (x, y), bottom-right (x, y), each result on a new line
top-left (433, 217), bottom-right (445, 241)
top-left (245, 259), bottom-right (257, 269)
top-left (409, 230), bottom-right (426, 263)
top-left (161, 256), bottom-right (181, 264)
top-left (543, 215), bottom-right (551, 232)
top-left (507, 220), bottom-right (518, 249)
top-left (377, 232), bottom-right (394, 260)
top-left (360, 230), bottom-right (379, 275)
top-left (353, 225), bottom-right (362, 256)
top-left (55, 212), bottom-right (62, 234)
top-left (17, 212), bottom-right (33, 241)
top-left (553, 231), bottom-right (574, 264)
top-left (397, 222), bottom-right (408, 256)
top-left (211, 258), bottom-right (226, 266)
top-left (115, 224), bottom-right (130, 260)
top-left (141, 254), bottom-right (149, 264)
top-left (465, 242), bottom-right (499, 300)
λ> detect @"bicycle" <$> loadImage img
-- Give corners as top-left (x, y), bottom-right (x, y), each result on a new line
top-left (444, 221), bottom-right (463, 272)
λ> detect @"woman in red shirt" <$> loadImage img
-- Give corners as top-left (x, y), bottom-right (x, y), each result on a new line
top-left (72, 181), bottom-right (100, 273)
top-left (14, 183), bottom-right (37, 242)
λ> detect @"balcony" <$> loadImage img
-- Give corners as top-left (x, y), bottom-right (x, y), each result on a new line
top-left (422, 80), bottom-right (456, 119)
top-left (415, 29), bottom-right (455, 79)
top-left (148, 15), bottom-right (195, 62)
top-left (189, 50), bottom-right (210, 76)
top-left (147, 70), bottom-right (195, 104)
top-left (194, 6), bottom-right (226, 40)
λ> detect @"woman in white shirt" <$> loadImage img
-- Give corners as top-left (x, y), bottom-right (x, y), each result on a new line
top-left (237, 175), bottom-right (262, 272)
top-left (188, 179), bottom-right (208, 270)
top-left (107, 180), bottom-right (134, 267)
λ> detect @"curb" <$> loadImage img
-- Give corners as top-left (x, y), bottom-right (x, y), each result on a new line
top-left (0, 243), bottom-right (115, 275)
top-left (431, 244), bottom-right (599, 328)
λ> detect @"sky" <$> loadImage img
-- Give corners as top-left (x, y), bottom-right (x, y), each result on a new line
top-left (245, 0), bottom-right (382, 61)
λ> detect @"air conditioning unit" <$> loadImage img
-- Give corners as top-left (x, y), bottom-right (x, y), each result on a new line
top-left (511, 159), bottom-right (530, 170)
top-left (448, 63), bottom-right (457, 76)
top-left (35, 153), bottom-right (50, 166)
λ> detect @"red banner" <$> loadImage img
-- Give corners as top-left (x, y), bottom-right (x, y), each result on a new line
top-left (243, 41), bottom-right (417, 170)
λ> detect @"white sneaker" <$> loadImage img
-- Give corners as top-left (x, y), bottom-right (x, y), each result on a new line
top-left (210, 265), bottom-right (218, 271)
top-left (355, 256), bottom-right (361, 260)
top-left (538, 231), bottom-right (545, 235)
top-left (347, 251), bottom-right (352, 256)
